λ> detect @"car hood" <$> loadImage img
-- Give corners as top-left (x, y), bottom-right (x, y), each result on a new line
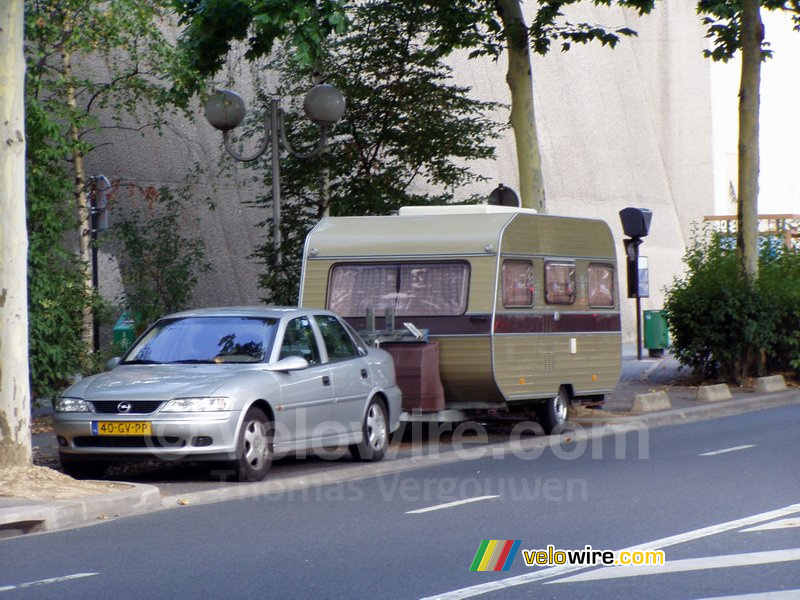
top-left (62, 364), bottom-right (260, 402)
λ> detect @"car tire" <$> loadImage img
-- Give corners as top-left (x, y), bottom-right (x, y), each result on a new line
top-left (350, 398), bottom-right (389, 462)
top-left (538, 386), bottom-right (570, 434)
top-left (59, 455), bottom-right (107, 480)
top-left (232, 407), bottom-right (273, 482)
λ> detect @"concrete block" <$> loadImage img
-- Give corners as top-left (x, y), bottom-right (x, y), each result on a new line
top-left (755, 375), bottom-right (787, 394)
top-left (697, 384), bottom-right (732, 402)
top-left (632, 391), bottom-right (672, 413)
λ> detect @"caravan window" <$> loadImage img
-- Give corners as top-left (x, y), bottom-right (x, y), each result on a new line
top-left (502, 260), bottom-right (535, 308)
top-left (588, 263), bottom-right (615, 307)
top-left (545, 262), bottom-right (576, 305)
top-left (327, 262), bottom-right (469, 317)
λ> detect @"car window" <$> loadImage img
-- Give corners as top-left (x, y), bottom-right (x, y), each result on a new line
top-left (278, 317), bottom-right (321, 364)
top-left (314, 315), bottom-right (358, 361)
top-left (123, 316), bottom-right (278, 364)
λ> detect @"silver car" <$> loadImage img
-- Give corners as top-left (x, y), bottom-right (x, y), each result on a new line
top-left (53, 307), bottom-right (402, 481)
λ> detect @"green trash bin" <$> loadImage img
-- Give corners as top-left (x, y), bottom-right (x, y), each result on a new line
top-left (643, 309), bottom-right (669, 357)
top-left (112, 312), bottom-right (137, 353)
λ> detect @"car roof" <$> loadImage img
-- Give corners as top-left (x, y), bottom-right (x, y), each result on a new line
top-left (161, 306), bottom-right (334, 321)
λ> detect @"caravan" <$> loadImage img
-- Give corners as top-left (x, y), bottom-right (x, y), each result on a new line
top-left (299, 205), bottom-right (621, 431)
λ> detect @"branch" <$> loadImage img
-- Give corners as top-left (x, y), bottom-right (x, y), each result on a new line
top-left (85, 68), bottom-right (143, 113)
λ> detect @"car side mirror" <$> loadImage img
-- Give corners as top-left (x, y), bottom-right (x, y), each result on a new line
top-left (266, 356), bottom-right (309, 372)
top-left (106, 357), bottom-right (121, 370)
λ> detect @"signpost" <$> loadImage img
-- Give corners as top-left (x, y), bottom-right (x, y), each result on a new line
top-left (619, 207), bottom-right (653, 360)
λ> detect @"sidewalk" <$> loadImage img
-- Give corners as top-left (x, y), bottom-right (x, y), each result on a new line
top-left (2, 345), bottom-right (798, 538)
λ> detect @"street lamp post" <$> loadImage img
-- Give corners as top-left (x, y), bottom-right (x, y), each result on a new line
top-left (204, 84), bottom-right (345, 268)
top-left (85, 174), bottom-right (111, 353)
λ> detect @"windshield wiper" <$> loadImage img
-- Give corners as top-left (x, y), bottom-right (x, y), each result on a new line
top-left (168, 359), bottom-right (216, 364)
top-left (122, 359), bottom-right (162, 365)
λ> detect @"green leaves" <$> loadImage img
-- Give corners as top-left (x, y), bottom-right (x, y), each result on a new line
top-left (175, 0), bottom-right (348, 91)
top-left (247, 0), bottom-right (503, 304)
top-left (114, 187), bottom-right (213, 327)
top-left (25, 96), bottom-right (89, 399)
top-left (25, 0), bottom-right (206, 396)
top-left (697, 0), bottom-right (800, 62)
top-left (665, 227), bottom-right (800, 383)
top-left (528, 0), bottom-right (653, 55)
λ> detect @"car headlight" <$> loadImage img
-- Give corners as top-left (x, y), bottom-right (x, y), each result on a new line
top-left (54, 397), bottom-right (90, 412)
top-left (161, 397), bottom-right (232, 412)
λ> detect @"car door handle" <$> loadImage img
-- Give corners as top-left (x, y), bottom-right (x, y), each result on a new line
top-left (361, 369), bottom-right (368, 379)
top-left (322, 375), bottom-right (331, 386)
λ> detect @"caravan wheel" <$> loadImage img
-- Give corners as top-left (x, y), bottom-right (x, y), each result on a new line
top-left (538, 387), bottom-right (570, 434)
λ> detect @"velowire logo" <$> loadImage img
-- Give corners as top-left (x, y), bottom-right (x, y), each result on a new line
top-left (469, 540), bottom-right (521, 572)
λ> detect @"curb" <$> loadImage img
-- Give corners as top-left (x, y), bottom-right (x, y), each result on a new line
top-left (573, 389), bottom-right (800, 428)
top-left (0, 483), bottom-right (161, 538)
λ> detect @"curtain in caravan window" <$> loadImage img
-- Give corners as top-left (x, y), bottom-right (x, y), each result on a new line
top-left (545, 262), bottom-right (576, 305)
top-left (396, 264), bottom-right (468, 316)
top-left (327, 263), bottom-right (468, 317)
top-left (588, 264), bottom-right (615, 307)
top-left (328, 265), bottom-right (398, 317)
top-left (502, 260), bottom-right (534, 307)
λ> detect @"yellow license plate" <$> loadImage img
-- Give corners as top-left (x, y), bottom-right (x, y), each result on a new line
top-left (92, 421), bottom-right (152, 436)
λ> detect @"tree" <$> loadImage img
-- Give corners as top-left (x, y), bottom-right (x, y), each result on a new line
top-left (175, 0), bottom-right (656, 212)
top-left (0, 0), bottom-right (32, 467)
top-left (26, 0), bottom-right (193, 360)
top-left (25, 69), bottom-right (91, 400)
top-left (697, 0), bottom-right (800, 282)
top-left (245, 0), bottom-right (502, 303)
top-left (114, 186), bottom-right (213, 328)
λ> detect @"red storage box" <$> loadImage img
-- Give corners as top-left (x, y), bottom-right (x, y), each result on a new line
top-left (382, 342), bottom-right (445, 412)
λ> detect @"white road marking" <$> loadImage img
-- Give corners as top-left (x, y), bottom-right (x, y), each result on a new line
top-left (549, 548), bottom-right (800, 583)
top-left (420, 503), bottom-right (800, 599)
top-left (694, 590), bottom-right (800, 600)
top-left (741, 518), bottom-right (800, 532)
top-left (406, 495), bottom-right (499, 514)
top-left (700, 445), bottom-right (756, 456)
top-left (0, 572), bottom-right (99, 593)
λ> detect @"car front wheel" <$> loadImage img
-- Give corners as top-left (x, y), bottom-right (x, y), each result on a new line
top-left (350, 398), bottom-right (389, 462)
top-left (232, 407), bottom-right (273, 481)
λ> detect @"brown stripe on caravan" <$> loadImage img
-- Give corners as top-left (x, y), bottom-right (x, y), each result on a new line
top-left (344, 312), bottom-right (619, 336)
top-left (493, 313), bottom-right (621, 334)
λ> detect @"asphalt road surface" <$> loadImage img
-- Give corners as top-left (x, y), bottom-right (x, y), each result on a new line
top-left (3, 404), bottom-right (799, 599)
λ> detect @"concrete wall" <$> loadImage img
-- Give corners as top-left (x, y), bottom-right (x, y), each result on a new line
top-left (85, 3), bottom-right (717, 343)
top-left (441, 2), bottom-right (715, 340)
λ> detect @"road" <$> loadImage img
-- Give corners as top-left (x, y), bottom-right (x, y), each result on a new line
top-left (3, 404), bottom-right (799, 599)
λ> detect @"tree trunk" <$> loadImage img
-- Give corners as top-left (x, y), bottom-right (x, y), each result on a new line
top-left (737, 0), bottom-right (762, 281)
top-left (0, 0), bottom-right (32, 467)
top-left (62, 47), bottom-right (94, 349)
top-left (496, 0), bottom-right (547, 212)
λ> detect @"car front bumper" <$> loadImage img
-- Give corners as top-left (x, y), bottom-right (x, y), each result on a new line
top-left (54, 410), bottom-right (243, 461)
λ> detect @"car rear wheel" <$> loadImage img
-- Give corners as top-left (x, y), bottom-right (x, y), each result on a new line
top-left (59, 455), bottom-right (108, 480)
top-left (350, 398), bottom-right (388, 462)
top-left (538, 386), bottom-right (570, 434)
top-left (232, 407), bottom-right (272, 481)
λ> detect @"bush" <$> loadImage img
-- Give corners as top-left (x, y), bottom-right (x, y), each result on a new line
top-left (114, 187), bottom-right (213, 327)
top-left (664, 228), bottom-right (800, 383)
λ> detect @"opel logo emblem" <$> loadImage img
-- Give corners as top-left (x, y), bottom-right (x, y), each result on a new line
top-left (117, 401), bottom-right (132, 413)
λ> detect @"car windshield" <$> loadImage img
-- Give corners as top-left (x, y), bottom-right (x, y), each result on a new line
top-left (123, 316), bottom-right (278, 364)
